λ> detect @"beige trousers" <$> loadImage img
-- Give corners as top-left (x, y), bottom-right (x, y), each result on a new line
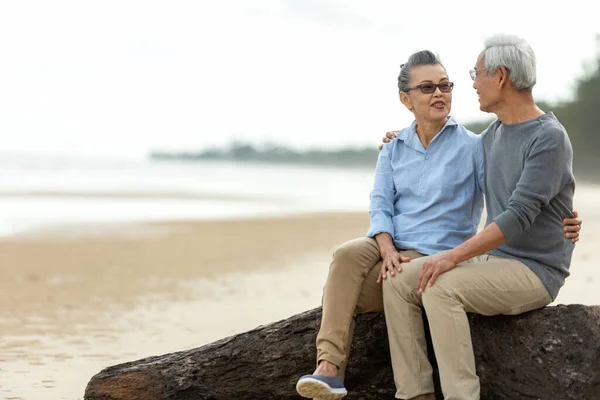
top-left (316, 237), bottom-right (424, 379)
top-left (383, 253), bottom-right (553, 400)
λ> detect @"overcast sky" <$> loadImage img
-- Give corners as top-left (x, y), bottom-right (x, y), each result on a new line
top-left (0, 0), bottom-right (598, 158)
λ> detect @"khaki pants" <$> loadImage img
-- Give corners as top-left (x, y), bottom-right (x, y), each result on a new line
top-left (316, 237), bottom-right (424, 379)
top-left (383, 253), bottom-right (552, 400)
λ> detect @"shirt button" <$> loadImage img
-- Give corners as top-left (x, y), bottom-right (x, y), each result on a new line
top-left (425, 156), bottom-right (429, 160)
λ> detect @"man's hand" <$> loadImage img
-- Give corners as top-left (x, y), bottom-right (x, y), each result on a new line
top-left (564, 210), bottom-right (582, 243)
top-left (377, 251), bottom-right (411, 283)
top-left (417, 253), bottom-right (457, 293)
top-left (378, 130), bottom-right (398, 151)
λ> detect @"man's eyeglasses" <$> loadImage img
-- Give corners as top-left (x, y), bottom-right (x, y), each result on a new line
top-left (469, 68), bottom-right (486, 81)
top-left (406, 82), bottom-right (454, 94)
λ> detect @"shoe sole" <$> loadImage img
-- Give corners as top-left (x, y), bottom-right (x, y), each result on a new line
top-left (296, 378), bottom-right (347, 399)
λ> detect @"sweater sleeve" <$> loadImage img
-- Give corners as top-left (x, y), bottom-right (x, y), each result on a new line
top-left (493, 129), bottom-right (573, 241)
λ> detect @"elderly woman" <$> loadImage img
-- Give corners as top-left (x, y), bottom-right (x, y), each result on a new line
top-left (296, 49), bottom-right (580, 400)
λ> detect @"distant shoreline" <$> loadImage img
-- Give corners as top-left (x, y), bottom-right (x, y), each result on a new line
top-left (149, 143), bottom-right (380, 168)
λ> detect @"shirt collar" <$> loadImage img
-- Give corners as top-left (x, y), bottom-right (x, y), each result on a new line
top-left (396, 115), bottom-right (458, 142)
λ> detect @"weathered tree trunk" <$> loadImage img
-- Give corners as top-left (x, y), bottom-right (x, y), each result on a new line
top-left (84, 304), bottom-right (600, 400)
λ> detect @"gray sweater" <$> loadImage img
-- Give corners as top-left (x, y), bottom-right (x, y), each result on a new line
top-left (482, 112), bottom-right (575, 300)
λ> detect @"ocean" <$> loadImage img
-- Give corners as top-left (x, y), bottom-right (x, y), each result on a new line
top-left (0, 153), bottom-right (376, 237)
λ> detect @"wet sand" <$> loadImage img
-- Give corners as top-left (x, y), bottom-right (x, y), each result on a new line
top-left (1, 185), bottom-right (599, 399)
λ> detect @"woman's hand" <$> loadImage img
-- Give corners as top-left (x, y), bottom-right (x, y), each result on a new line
top-left (564, 210), bottom-right (582, 243)
top-left (377, 251), bottom-right (411, 283)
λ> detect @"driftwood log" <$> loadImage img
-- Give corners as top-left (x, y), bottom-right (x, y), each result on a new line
top-left (84, 304), bottom-right (600, 400)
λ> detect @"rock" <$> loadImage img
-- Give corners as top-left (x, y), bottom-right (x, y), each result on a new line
top-left (84, 304), bottom-right (600, 400)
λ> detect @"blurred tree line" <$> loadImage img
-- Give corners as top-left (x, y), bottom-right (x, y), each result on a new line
top-left (150, 143), bottom-right (379, 169)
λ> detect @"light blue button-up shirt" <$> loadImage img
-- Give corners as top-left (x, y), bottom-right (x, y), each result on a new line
top-left (366, 117), bottom-right (485, 255)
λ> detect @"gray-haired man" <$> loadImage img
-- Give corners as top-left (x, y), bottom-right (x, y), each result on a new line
top-left (382, 34), bottom-right (576, 400)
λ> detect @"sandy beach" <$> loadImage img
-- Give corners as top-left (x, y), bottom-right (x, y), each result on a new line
top-left (0, 212), bottom-right (371, 399)
top-left (0, 184), bottom-right (598, 400)
top-left (0, 212), bottom-right (369, 332)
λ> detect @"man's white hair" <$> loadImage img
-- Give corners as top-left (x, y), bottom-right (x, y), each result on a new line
top-left (483, 33), bottom-right (537, 91)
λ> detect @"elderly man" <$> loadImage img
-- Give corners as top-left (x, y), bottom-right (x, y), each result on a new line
top-left (381, 33), bottom-right (577, 400)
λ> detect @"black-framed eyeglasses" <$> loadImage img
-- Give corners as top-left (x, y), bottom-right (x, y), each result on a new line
top-left (406, 82), bottom-right (454, 94)
top-left (469, 68), bottom-right (486, 81)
